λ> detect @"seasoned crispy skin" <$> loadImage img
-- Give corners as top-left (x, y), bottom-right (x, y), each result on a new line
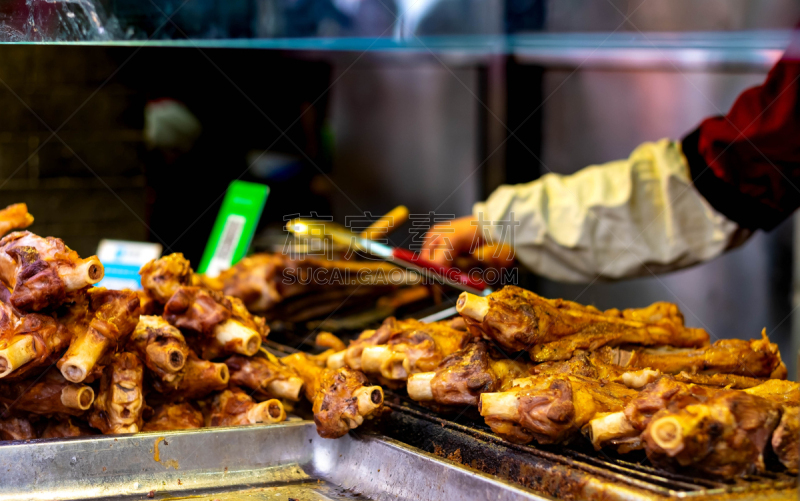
top-left (163, 287), bottom-right (267, 359)
top-left (40, 417), bottom-right (95, 438)
top-left (0, 231), bottom-right (103, 311)
top-left (479, 374), bottom-right (637, 445)
top-left (0, 203), bottom-right (33, 237)
top-left (458, 287), bottom-right (709, 362)
top-left (207, 387), bottom-right (285, 427)
top-left (142, 403), bottom-right (204, 431)
top-left (164, 286), bottom-right (231, 334)
top-left (0, 416), bottom-right (35, 440)
top-left (0, 367), bottom-right (94, 416)
top-left (358, 317), bottom-right (473, 382)
top-left (151, 351), bottom-right (229, 400)
top-left (139, 253), bottom-right (193, 304)
top-left (127, 315), bottom-right (189, 385)
top-left (643, 390), bottom-right (781, 477)
top-left (88, 352), bottom-right (145, 434)
top-left (225, 353), bottom-right (304, 401)
top-left (407, 340), bottom-right (532, 407)
top-left (772, 406), bottom-right (800, 473)
top-left (616, 329), bottom-right (785, 379)
top-left (282, 352), bottom-right (383, 439)
top-left (58, 288), bottom-right (141, 383)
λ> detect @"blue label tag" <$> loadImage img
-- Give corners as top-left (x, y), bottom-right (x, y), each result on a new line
top-left (96, 240), bottom-right (163, 290)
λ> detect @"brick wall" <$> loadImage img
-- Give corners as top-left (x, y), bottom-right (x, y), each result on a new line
top-left (0, 45), bottom-right (147, 257)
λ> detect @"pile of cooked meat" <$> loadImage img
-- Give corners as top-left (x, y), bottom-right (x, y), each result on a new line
top-left (0, 205), bottom-right (383, 441)
top-left (322, 286), bottom-right (798, 478)
top-left (1, 200), bottom-right (795, 479)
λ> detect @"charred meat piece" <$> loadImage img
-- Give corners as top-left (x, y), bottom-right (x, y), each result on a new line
top-left (407, 340), bottom-right (532, 407)
top-left (457, 287), bottom-right (708, 362)
top-left (0, 203), bottom-right (33, 237)
top-left (358, 317), bottom-right (473, 382)
top-left (142, 403), bottom-right (204, 432)
top-left (127, 316), bottom-right (189, 385)
top-left (40, 417), bottom-right (96, 438)
top-left (139, 253), bottom-right (193, 305)
top-left (479, 374), bottom-right (637, 445)
top-left (150, 351), bottom-right (229, 400)
top-left (164, 287), bottom-right (267, 358)
top-left (282, 352), bottom-right (383, 439)
top-left (207, 388), bottom-right (286, 427)
top-left (225, 352), bottom-right (303, 401)
top-left (88, 352), bottom-right (145, 434)
top-left (0, 299), bottom-right (72, 380)
top-left (58, 288), bottom-right (141, 383)
top-left (0, 416), bottom-right (35, 440)
top-left (0, 231), bottom-right (103, 311)
top-left (612, 329), bottom-right (785, 379)
top-left (0, 367), bottom-right (94, 416)
top-left (643, 390), bottom-right (781, 477)
top-left (771, 406), bottom-right (800, 473)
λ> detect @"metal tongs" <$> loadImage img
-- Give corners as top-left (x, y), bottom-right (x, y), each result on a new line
top-left (287, 216), bottom-right (491, 297)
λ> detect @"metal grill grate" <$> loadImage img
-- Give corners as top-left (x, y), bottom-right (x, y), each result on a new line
top-left (380, 397), bottom-right (798, 500)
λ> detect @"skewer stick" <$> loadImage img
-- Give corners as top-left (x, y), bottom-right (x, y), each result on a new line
top-left (266, 376), bottom-right (304, 401)
top-left (354, 385), bottom-right (384, 417)
top-left (407, 372), bottom-right (435, 401)
top-left (247, 399), bottom-right (286, 424)
top-left (456, 292), bottom-right (490, 322)
top-left (360, 205), bottom-right (409, 240)
top-left (479, 392), bottom-right (520, 420)
top-left (60, 385), bottom-right (95, 411)
top-left (61, 257), bottom-right (104, 291)
top-left (0, 336), bottom-right (38, 378)
top-left (213, 319), bottom-right (261, 357)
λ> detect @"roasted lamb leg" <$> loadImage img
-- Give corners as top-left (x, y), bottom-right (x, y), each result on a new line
top-left (0, 367), bottom-right (94, 416)
top-left (407, 340), bottom-right (532, 407)
top-left (58, 288), bottom-right (141, 383)
top-left (0, 231), bottom-right (103, 311)
top-left (127, 315), bottom-right (189, 385)
top-left (142, 403), bottom-right (204, 431)
top-left (225, 352), bottom-right (304, 401)
top-left (207, 388), bottom-right (286, 427)
top-left (139, 253), bottom-right (193, 304)
top-left (164, 286), bottom-right (267, 358)
top-left (282, 351), bottom-right (384, 439)
top-left (0, 297), bottom-right (72, 380)
top-left (643, 390), bottom-right (781, 477)
top-left (150, 350), bottom-right (230, 400)
top-left (478, 373), bottom-right (637, 445)
top-left (609, 329), bottom-right (786, 379)
top-left (457, 287), bottom-right (709, 362)
top-left (88, 352), bottom-right (145, 434)
top-left (358, 317), bottom-right (472, 383)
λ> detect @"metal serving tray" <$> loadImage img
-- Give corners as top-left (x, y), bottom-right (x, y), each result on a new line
top-left (0, 420), bottom-right (548, 501)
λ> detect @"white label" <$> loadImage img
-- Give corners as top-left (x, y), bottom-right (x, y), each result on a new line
top-left (205, 214), bottom-right (246, 277)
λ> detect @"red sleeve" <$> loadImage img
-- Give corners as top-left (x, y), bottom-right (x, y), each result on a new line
top-left (683, 29), bottom-right (800, 230)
